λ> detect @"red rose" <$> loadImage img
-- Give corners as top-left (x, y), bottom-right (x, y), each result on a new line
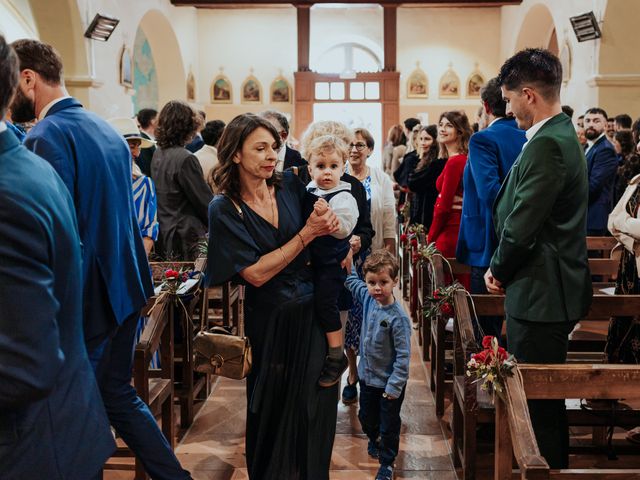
top-left (410, 237), bottom-right (418, 247)
top-left (432, 289), bottom-right (441, 299)
top-left (412, 253), bottom-right (420, 263)
top-left (497, 347), bottom-right (508, 361)
top-left (472, 351), bottom-right (487, 364)
top-left (440, 302), bottom-right (453, 316)
top-left (400, 234), bottom-right (408, 244)
top-left (165, 269), bottom-right (179, 279)
top-left (482, 335), bottom-right (494, 349)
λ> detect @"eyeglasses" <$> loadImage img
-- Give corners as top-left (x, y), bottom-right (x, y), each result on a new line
top-left (349, 142), bottom-right (367, 151)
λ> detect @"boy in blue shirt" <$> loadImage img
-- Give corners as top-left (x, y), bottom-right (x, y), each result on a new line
top-left (345, 250), bottom-right (411, 480)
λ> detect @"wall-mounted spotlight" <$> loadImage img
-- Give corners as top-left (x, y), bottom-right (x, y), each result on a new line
top-left (569, 12), bottom-right (602, 42)
top-left (84, 13), bottom-right (120, 42)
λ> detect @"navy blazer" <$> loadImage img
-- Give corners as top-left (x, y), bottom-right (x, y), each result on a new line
top-left (186, 134), bottom-right (205, 153)
top-left (24, 98), bottom-right (153, 349)
top-left (0, 129), bottom-right (114, 478)
top-left (457, 118), bottom-right (526, 267)
top-left (586, 135), bottom-right (618, 231)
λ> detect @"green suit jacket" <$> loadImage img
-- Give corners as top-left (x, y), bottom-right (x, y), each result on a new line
top-left (490, 113), bottom-right (592, 322)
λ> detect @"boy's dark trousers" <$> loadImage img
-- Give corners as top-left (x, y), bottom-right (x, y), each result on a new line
top-left (358, 380), bottom-right (406, 467)
top-left (314, 263), bottom-right (346, 333)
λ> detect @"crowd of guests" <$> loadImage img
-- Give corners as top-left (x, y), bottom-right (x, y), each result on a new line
top-left (3, 32), bottom-right (640, 480)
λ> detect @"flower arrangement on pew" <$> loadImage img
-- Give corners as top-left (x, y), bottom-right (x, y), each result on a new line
top-left (158, 267), bottom-right (201, 296)
top-left (466, 335), bottom-right (516, 402)
top-left (399, 223), bottom-right (425, 263)
top-left (424, 281), bottom-right (466, 320)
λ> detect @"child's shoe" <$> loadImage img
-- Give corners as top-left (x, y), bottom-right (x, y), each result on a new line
top-left (341, 376), bottom-right (358, 404)
top-left (367, 439), bottom-right (380, 459)
top-left (375, 464), bottom-right (394, 480)
top-left (318, 353), bottom-right (348, 387)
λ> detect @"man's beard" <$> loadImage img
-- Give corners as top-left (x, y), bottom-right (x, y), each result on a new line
top-left (584, 127), bottom-right (601, 141)
top-left (10, 88), bottom-right (36, 123)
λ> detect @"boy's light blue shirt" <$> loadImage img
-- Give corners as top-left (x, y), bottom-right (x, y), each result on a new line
top-left (345, 272), bottom-right (411, 398)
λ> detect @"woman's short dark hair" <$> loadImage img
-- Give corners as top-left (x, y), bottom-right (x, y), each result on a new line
top-left (615, 130), bottom-right (634, 158)
top-left (0, 35), bottom-right (19, 119)
top-left (354, 127), bottom-right (375, 150)
top-left (480, 77), bottom-right (506, 118)
top-left (438, 110), bottom-right (472, 158)
top-left (211, 113), bottom-right (282, 203)
top-left (11, 38), bottom-right (63, 85)
top-left (155, 101), bottom-right (199, 149)
top-left (497, 48), bottom-right (562, 102)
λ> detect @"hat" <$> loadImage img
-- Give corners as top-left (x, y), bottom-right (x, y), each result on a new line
top-left (108, 117), bottom-right (155, 148)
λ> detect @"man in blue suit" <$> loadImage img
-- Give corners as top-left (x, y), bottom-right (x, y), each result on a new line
top-left (0, 34), bottom-right (114, 480)
top-left (583, 107), bottom-right (618, 235)
top-left (10, 39), bottom-right (191, 480)
top-left (456, 77), bottom-right (526, 341)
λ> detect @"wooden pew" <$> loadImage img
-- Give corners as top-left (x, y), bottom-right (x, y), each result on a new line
top-left (452, 291), bottom-right (640, 480)
top-left (398, 224), bottom-right (411, 301)
top-left (106, 294), bottom-right (176, 480)
top-left (586, 236), bottom-right (618, 255)
top-left (495, 364), bottom-right (640, 480)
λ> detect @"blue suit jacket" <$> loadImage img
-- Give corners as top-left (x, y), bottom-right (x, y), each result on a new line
top-left (457, 118), bottom-right (526, 267)
top-left (24, 98), bottom-right (153, 349)
top-left (586, 135), bottom-right (618, 231)
top-left (0, 129), bottom-right (114, 478)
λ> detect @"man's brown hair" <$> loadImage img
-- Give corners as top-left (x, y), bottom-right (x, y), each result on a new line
top-left (363, 249), bottom-right (399, 279)
top-left (11, 39), bottom-right (63, 85)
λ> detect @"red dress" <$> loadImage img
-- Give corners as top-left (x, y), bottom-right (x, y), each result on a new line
top-left (428, 153), bottom-right (467, 257)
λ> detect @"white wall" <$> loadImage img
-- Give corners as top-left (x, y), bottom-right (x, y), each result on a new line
top-left (500, 0), bottom-right (607, 117)
top-left (397, 6), bottom-right (502, 124)
top-left (0, 0), bottom-right (37, 40)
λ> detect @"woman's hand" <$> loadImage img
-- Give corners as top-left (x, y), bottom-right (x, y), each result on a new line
top-left (350, 234), bottom-right (361, 254)
top-left (304, 206), bottom-right (339, 239)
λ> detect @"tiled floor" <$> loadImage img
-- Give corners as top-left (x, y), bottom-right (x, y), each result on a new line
top-left (170, 331), bottom-right (456, 479)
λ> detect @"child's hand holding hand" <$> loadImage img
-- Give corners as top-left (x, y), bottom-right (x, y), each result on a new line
top-left (313, 198), bottom-right (329, 216)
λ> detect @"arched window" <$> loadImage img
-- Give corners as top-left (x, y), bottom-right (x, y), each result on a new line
top-left (313, 42), bottom-right (381, 74)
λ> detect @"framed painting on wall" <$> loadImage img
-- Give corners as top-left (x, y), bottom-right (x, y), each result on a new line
top-left (439, 65), bottom-right (460, 99)
top-left (241, 73), bottom-right (262, 104)
top-left (466, 70), bottom-right (485, 98)
top-left (186, 69), bottom-right (196, 102)
top-left (406, 64), bottom-right (428, 99)
top-left (210, 70), bottom-right (232, 104)
top-left (119, 45), bottom-right (133, 88)
top-left (270, 76), bottom-right (291, 103)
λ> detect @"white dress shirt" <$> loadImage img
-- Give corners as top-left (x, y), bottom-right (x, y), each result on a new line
top-left (38, 95), bottom-right (71, 121)
top-left (276, 145), bottom-right (287, 173)
top-left (0, 121), bottom-right (7, 133)
top-left (585, 132), bottom-right (606, 155)
top-left (307, 180), bottom-right (359, 239)
top-left (194, 144), bottom-right (218, 180)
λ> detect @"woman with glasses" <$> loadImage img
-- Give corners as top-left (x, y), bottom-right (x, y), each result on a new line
top-left (428, 111), bottom-right (472, 261)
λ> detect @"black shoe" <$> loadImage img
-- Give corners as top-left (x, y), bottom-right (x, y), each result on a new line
top-left (342, 376), bottom-right (359, 404)
top-left (318, 353), bottom-right (348, 388)
top-left (375, 464), bottom-right (394, 480)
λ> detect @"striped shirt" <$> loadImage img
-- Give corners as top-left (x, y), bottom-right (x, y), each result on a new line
top-left (132, 174), bottom-right (159, 241)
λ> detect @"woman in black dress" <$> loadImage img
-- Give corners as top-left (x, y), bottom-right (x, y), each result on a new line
top-left (407, 124), bottom-right (446, 229)
top-left (206, 114), bottom-right (340, 479)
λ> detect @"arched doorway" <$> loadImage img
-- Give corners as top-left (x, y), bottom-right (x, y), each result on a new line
top-left (136, 9), bottom-right (186, 109)
top-left (513, 3), bottom-right (557, 53)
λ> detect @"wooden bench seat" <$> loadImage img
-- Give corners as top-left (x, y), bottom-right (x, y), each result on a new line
top-left (495, 364), bottom-right (640, 480)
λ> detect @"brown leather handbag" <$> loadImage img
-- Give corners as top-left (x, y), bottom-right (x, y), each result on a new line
top-left (194, 323), bottom-right (252, 379)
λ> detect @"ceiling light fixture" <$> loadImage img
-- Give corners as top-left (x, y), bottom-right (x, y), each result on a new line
top-left (84, 13), bottom-right (120, 42)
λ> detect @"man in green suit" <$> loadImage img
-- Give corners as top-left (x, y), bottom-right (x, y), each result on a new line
top-left (485, 48), bottom-right (592, 469)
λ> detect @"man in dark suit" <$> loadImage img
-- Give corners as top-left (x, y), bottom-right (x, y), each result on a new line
top-left (583, 107), bottom-right (619, 235)
top-left (185, 109), bottom-right (206, 153)
top-left (485, 48), bottom-right (592, 469)
top-left (261, 109), bottom-right (310, 184)
top-left (0, 34), bottom-right (114, 480)
top-left (135, 108), bottom-right (157, 176)
top-left (11, 39), bottom-right (191, 479)
top-left (456, 77), bottom-right (526, 342)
